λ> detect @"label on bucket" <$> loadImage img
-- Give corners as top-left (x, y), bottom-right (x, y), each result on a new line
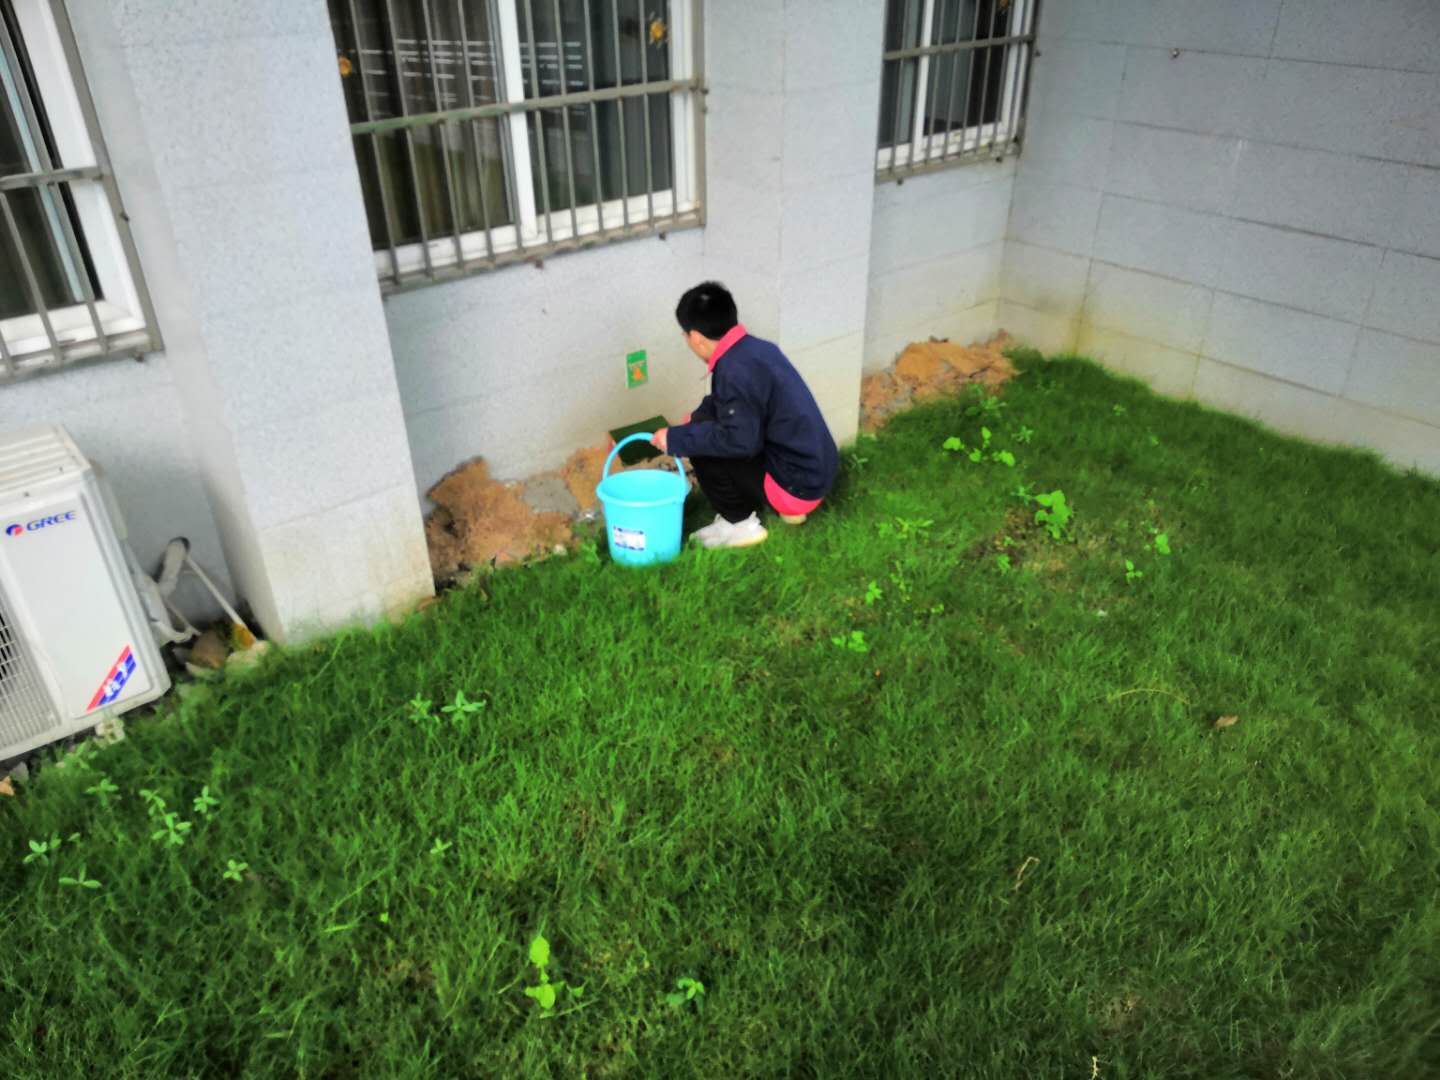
top-left (612, 525), bottom-right (646, 552)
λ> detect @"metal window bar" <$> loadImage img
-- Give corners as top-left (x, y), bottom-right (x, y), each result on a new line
top-left (342, 0), bottom-right (704, 292)
top-left (876, 0), bottom-right (1039, 181)
top-left (0, 1), bottom-right (158, 382)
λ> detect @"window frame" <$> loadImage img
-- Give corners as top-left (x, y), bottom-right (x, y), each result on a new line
top-left (875, 0), bottom-right (1038, 182)
top-left (0, 0), bottom-right (158, 382)
top-left (338, 0), bottom-right (705, 293)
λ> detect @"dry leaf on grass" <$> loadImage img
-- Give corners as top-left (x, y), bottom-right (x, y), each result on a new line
top-left (0, 775), bottom-right (14, 797)
top-left (1012, 854), bottom-right (1039, 892)
top-left (1213, 714), bottom-right (1240, 730)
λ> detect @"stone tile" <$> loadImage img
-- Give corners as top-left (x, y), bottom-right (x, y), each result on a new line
top-left (996, 299), bottom-right (1079, 354)
top-left (1340, 400), bottom-right (1440, 475)
top-left (1092, 195), bottom-right (1229, 286)
top-left (869, 241), bottom-right (1004, 332)
top-left (1084, 262), bottom-right (1213, 353)
top-left (1344, 329), bottom-right (1440, 426)
top-left (1000, 241), bottom-right (1090, 317)
top-left (124, 33), bottom-right (353, 188)
top-left (1028, 39), bottom-right (1126, 120)
top-left (1230, 143), bottom-right (1408, 248)
top-left (1362, 250), bottom-right (1440, 345)
top-left (1104, 124), bottom-right (1242, 216)
top-left (704, 175), bottom-right (782, 269)
top-left (1075, 323), bottom-right (1199, 398)
top-left (1192, 356), bottom-right (1346, 447)
top-left (1202, 293), bottom-right (1360, 396)
top-left (262, 482), bottom-right (431, 641)
top-left (1245, 60), bottom-right (1420, 163)
top-left (705, 86), bottom-right (784, 189)
top-left (872, 175), bottom-right (1013, 271)
top-left (873, 158), bottom-right (1017, 213)
top-left (109, 0), bottom-right (328, 46)
top-left (783, 0), bottom-right (885, 93)
top-left (706, 0), bottom-right (784, 91)
top-left (1394, 166), bottom-right (1440, 261)
top-left (780, 255), bottom-right (871, 348)
top-left (165, 172), bottom-right (380, 318)
top-left (1117, 48), bottom-right (1268, 138)
top-left (238, 393), bottom-right (418, 529)
top-left (1125, 0), bottom-right (1284, 57)
top-left (202, 290), bottom-right (399, 427)
top-left (1039, 0), bottom-right (1129, 44)
top-left (1213, 220), bottom-right (1383, 323)
top-left (1016, 109), bottom-right (1113, 186)
top-left (781, 175), bottom-right (876, 271)
top-left (782, 82), bottom-right (885, 187)
top-left (1272, 0), bottom-right (1440, 75)
top-left (1006, 177), bottom-right (1102, 257)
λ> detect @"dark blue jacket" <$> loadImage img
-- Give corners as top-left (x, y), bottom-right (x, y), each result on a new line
top-left (666, 333), bottom-right (839, 501)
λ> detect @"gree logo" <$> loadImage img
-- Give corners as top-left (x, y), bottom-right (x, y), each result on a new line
top-left (5, 511), bottom-right (76, 536)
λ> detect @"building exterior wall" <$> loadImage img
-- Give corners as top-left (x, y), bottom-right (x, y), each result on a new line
top-left (999, 0), bottom-right (1440, 473)
top-left (389, 0), bottom-right (886, 495)
top-left (55, 0), bottom-right (434, 639)
top-left (866, 158), bottom-right (1015, 372)
top-left (386, 216), bottom-right (709, 490)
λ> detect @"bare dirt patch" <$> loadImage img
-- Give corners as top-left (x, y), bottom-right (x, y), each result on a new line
top-left (424, 458), bottom-right (573, 582)
top-left (557, 442), bottom-right (673, 513)
top-left (861, 332), bottom-right (1017, 431)
top-left (424, 446), bottom-right (682, 581)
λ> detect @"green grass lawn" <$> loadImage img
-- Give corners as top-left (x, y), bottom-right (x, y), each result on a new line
top-left (4, 355), bottom-right (1439, 1078)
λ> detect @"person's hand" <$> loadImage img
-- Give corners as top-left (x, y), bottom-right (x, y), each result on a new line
top-left (651, 427), bottom-right (669, 453)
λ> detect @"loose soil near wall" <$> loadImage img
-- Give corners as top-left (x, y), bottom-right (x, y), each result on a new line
top-left (424, 333), bottom-right (1016, 580)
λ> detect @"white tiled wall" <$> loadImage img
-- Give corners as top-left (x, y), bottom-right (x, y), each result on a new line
top-left (1000, 0), bottom-right (1440, 474)
top-left (59, 0), bottom-right (432, 639)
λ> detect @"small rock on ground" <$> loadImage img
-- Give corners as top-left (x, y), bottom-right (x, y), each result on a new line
top-left (521, 472), bottom-right (581, 518)
top-left (188, 628), bottom-right (229, 669)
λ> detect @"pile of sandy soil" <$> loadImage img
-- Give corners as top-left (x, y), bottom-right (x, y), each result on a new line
top-left (423, 444), bottom-right (680, 581)
top-left (860, 332), bottom-right (1016, 431)
top-left (557, 441), bottom-right (673, 513)
top-left (424, 459), bottom-right (573, 581)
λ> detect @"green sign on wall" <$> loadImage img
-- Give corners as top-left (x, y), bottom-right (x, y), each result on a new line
top-left (626, 350), bottom-right (648, 387)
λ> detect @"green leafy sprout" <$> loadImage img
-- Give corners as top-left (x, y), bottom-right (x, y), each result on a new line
top-left (441, 690), bottom-right (486, 720)
top-left (192, 786), bottom-right (220, 818)
top-left (151, 812), bottom-right (193, 848)
top-left (84, 776), bottom-right (120, 806)
top-left (666, 976), bottom-right (706, 1010)
top-left (59, 866), bottom-right (101, 890)
top-left (522, 933), bottom-right (583, 1013)
top-left (1034, 490), bottom-right (1074, 542)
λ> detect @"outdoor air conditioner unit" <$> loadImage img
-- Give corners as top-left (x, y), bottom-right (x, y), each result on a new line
top-left (0, 424), bottom-right (170, 761)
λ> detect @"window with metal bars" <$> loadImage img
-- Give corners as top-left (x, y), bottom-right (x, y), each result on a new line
top-left (0, 0), bottom-right (157, 382)
top-left (877, 0), bottom-right (1037, 180)
top-left (329, 0), bottom-right (703, 291)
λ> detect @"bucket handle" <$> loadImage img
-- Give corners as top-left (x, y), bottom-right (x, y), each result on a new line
top-left (603, 432), bottom-right (682, 480)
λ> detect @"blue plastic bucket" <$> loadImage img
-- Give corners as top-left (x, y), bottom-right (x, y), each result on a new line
top-left (596, 433), bottom-right (688, 567)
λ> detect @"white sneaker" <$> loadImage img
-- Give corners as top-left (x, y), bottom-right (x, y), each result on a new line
top-left (689, 514), bottom-right (730, 545)
top-left (701, 513), bottom-right (769, 549)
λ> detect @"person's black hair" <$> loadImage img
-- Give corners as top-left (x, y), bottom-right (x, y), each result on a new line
top-left (675, 281), bottom-right (739, 341)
